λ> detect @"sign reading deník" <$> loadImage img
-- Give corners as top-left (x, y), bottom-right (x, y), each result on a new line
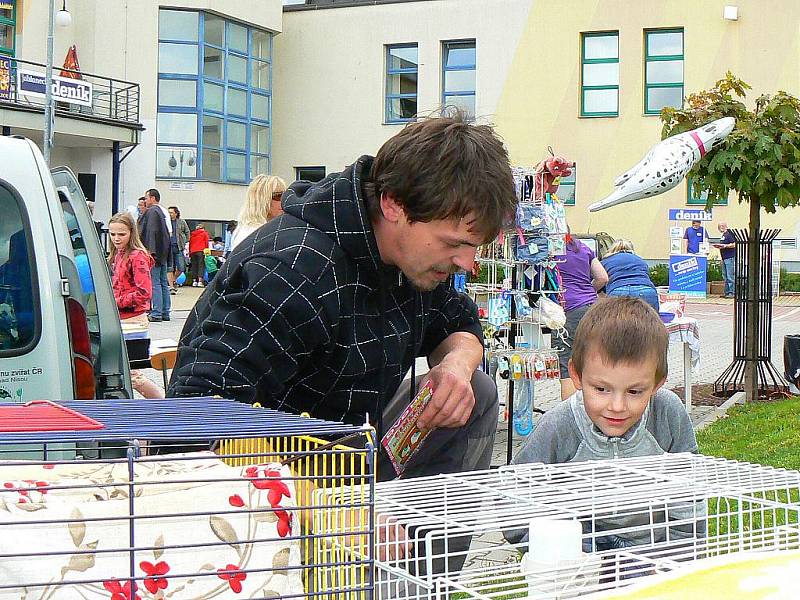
top-left (17, 69), bottom-right (93, 107)
top-left (669, 254), bottom-right (707, 297)
top-left (668, 208), bottom-right (713, 222)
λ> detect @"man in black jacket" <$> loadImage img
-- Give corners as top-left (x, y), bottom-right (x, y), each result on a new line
top-left (138, 189), bottom-right (171, 321)
top-left (169, 113), bottom-right (517, 480)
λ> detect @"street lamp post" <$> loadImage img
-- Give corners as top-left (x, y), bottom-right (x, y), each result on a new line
top-left (43, 0), bottom-right (71, 166)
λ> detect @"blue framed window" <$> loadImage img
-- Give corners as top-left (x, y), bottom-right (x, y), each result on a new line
top-left (442, 40), bottom-right (476, 120)
top-left (0, 0), bottom-right (16, 56)
top-left (645, 28), bottom-right (684, 115)
top-left (385, 44), bottom-right (418, 123)
top-left (557, 170), bottom-right (576, 206)
top-left (581, 32), bottom-right (618, 117)
top-left (687, 176), bottom-right (727, 206)
top-left (157, 10), bottom-right (272, 183)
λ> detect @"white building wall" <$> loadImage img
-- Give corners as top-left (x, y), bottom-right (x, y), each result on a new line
top-left (271, 0), bottom-right (533, 182)
top-left (14, 0), bottom-right (283, 224)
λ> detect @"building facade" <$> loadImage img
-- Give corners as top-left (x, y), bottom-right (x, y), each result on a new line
top-left (274, 0), bottom-right (800, 265)
top-left (1, 0), bottom-right (799, 264)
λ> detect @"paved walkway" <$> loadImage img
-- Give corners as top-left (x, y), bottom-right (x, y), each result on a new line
top-left (146, 286), bottom-right (800, 466)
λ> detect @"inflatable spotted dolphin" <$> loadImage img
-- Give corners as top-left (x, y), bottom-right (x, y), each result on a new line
top-left (588, 117), bottom-right (735, 212)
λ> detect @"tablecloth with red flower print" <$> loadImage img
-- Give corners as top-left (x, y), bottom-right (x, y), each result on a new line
top-left (0, 452), bottom-right (304, 598)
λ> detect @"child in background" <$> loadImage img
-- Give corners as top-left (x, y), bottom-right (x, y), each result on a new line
top-left (107, 212), bottom-right (164, 399)
top-left (204, 248), bottom-right (219, 282)
top-left (508, 297), bottom-right (703, 551)
top-left (188, 224), bottom-right (209, 287)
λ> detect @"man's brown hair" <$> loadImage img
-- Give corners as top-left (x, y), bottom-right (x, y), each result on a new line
top-left (366, 110), bottom-right (517, 244)
top-left (571, 297), bottom-right (668, 383)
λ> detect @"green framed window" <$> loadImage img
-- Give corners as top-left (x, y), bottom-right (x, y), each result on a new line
top-left (645, 28), bottom-right (684, 115)
top-left (687, 177), bottom-right (727, 206)
top-left (0, 0), bottom-right (16, 56)
top-left (557, 170), bottom-right (576, 206)
top-left (580, 32), bottom-right (618, 117)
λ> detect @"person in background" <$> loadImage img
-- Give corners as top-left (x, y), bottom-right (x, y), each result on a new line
top-left (136, 196), bottom-right (147, 218)
top-left (107, 212), bottom-right (164, 399)
top-left (714, 222), bottom-right (736, 298)
top-left (601, 239), bottom-right (659, 311)
top-left (683, 219), bottom-right (709, 254)
top-left (212, 236), bottom-right (225, 251)
top-left (554, 229), bottom-right (608, 400)
top-left (85, 200), bottom-right (104, 239)
top-left (230, 175), bottom-right (287, 251)
top-left (168, 206), bottom-right (190, 294)
top-left (138, 189), bottom-right (171, 322)
top-left (224, 221), bottom-right (237, 258)
top-left (204, 248), bottom-right (220, 282)
top-left (189, 223), bottom-right (210, 287)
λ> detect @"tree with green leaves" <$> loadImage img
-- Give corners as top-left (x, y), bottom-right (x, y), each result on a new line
top-left (661, 72), bottom-right (800, 403)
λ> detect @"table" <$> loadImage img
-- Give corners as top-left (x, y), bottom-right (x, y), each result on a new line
top-left (665, 316), bottom-right (700, 411)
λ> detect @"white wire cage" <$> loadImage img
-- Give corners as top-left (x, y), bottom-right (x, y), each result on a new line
top-left (370, 453), bottom-right (800, 599)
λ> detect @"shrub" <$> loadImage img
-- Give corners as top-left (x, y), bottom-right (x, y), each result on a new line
top-left (781, 270), bottom-right (800, 293)
top-left (706, 258), bottom-right (724, 282)
top-left (649, 263), bottom-right (669, 287)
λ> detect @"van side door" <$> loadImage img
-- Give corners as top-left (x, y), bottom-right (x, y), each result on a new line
top-left (50, 167), bottom-right (132, 399)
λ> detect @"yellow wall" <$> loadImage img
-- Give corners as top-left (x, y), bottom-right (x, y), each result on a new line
top-left (494, 0), bottom-right (800, 260)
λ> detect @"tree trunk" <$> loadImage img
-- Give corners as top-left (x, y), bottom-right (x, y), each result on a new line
top-left (744, 197), bottom-right (761, 403)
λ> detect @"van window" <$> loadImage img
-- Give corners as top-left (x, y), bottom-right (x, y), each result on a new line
top-left (0, 184), bottom-right (38, 354)
top-left (59, 194), bottom-right (100, 337)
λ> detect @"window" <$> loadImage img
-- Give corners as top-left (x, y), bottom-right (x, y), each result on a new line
top-left (0, 184), bottom-right (38, 354)
top-left (581, 32), bottom-right (619, 117)
top-left (0, 0), bottom-right (15, 56)
top-left (295, 166), bottom-right (326, 183)
top-left (645, 28), bottom-right (684, 115)
top-left (385, 44), bottom-right (418, 123)
top-left (687, 177), bottom-right (727, 206)
top-left (157, 10), bottom-right (272, 183)
top-left (557, 170), bottom-right (576, 206)
top-left (442, 40), bottom-right (476, 119)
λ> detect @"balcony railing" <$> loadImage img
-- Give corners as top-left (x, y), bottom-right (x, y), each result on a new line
top-left (0, 56), bottom-right (140, 127)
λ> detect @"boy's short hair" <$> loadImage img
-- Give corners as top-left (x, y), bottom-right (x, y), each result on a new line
top-left (571, 297), bottom-right (668, 383)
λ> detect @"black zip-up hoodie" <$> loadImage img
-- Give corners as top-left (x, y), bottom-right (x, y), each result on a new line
top-left (168, 156), bottom-right (483, 426)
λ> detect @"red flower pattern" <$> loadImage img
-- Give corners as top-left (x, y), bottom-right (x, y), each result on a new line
top-left (102, 579), bottom-right (140, 600)
top-left (244, 465), bottom-right (291, 505)
top-left (217, 564), bottom-right (247, 593)
top-left (2, 479), bottom-right (49, 504)
top-left (139, 560), bottom-right (170, 594)
top-left (243, 464), bottom-right (294, 537)
top-left (275, 509), bottom-right (293, 538)
top-left (228, 494), bottom-right (245, 507)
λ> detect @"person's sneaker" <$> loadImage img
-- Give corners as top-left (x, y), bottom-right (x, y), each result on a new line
top-left (192, 281), bottom-right (199, 287)
top-left (169, 288), bottom-right (178, 295)
top-left (162, 315), bottom-right (171, 322)
top-left (148, 315), bottom-right (162, 322)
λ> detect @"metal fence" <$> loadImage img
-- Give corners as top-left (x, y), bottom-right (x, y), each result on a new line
top-left (0, 56), bottom-right (140, 126)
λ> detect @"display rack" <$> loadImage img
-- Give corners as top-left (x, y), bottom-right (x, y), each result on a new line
top-left (467, 165), bottom-right (571, 464)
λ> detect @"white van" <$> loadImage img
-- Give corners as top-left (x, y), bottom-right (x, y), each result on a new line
top-left (0, 136), bottom-right (132, 402)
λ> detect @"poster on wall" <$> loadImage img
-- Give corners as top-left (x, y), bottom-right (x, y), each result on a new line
top-left (669, 254), bottom-right (707, 297)
top-left (0, 56), bottom-right (11, 101)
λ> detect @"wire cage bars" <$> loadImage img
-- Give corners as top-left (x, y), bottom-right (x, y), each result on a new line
top-left (0, 398), bottom-right (375, 599)
top-left (371, 453), bottom-right (800, 599)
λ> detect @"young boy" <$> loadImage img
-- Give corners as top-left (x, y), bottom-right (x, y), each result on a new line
top-left (510, 296), bottom-right (703, 551)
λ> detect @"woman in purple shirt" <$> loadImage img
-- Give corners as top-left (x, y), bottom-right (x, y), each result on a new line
top-left (555, 233), bottom-right (608, 399)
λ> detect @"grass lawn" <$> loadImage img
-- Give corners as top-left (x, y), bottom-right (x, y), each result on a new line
top-left (696, 396), bottom-right (800, 469)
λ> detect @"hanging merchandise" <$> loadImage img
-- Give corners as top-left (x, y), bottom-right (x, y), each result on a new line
top-left (536, 295), bottom-right (566, 331)
top-left (487, 292), bottom-right (511, 327)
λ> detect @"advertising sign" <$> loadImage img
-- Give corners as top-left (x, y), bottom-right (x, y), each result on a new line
top-left (17, 69), bottom-right (92, 107)
top-left (0, 56), bottom-right (11, 101)
top-left (669, 208), bottom-right (712, 222)
top-left (669, 254), bottom-right (707, 297)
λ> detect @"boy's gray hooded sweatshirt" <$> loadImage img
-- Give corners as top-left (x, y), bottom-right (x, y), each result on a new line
top-left (508, 389), bottom-right (705, 549)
